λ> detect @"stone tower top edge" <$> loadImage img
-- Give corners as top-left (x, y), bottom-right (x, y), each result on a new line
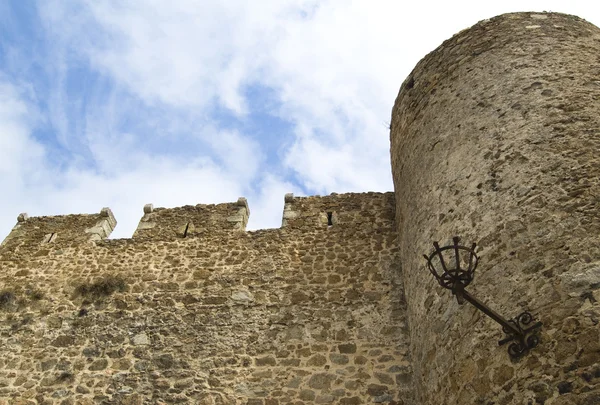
top-left (391, 11), bottom-right (598, 119)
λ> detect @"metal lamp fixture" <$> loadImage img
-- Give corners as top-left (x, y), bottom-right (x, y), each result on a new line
top-left (423, 237), bottom-right (542, 359)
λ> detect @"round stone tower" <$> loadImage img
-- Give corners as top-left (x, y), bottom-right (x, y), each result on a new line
top-left (391, 12), bottom-right (600, 405)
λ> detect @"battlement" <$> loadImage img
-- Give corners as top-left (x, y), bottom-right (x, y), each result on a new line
top-left (0, 207), bottom-right (116, 250)
top-left (282, 191), bottom-right (395, 230)
top-left (0, 193), bottom-right (397, 247)
top-left (129, 192), bottom-right (395, 240)
top-left (0, 191), bottom-right (408, 404)
top-left (0, 11), bottom-right (597, 405)
top-left (132, 197), bottom-right (250, 240)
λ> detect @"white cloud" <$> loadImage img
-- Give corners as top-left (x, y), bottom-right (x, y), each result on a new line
top-left (3, 0), bottom-right (600, 242)
top-left (0, 81), bottom-right (44, 176)
top-left (36, 0), bottom-right (405, 197)
top-left (40, 159), bottom-right (245, 239)
top-left (0, 79), bottom-right (47, 240)
top-left (203, 128), bottom-right (264, 180)
top-left (0, 79), bottom-right (268, 240)
top-left (245, 175), bottom-right (301, 231)
top-left (50, 0), bottom-right (600, 199)
top-left (39, 0), bottom-right (317, 114)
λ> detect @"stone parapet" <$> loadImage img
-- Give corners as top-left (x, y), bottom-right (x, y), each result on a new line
top-left (281, 192), bottom-right (395, 231)
top-left (132, 198), bottom-right (250, 241)
top-left (0, 208), bottom-right (116, 251)
top-left (0, 192), bottom-right (411, 404)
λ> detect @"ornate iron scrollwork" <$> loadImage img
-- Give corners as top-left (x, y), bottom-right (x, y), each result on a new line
top-left (499, 311), bottom-right (543, 358)
top-left (424, 237), bottom-right (543, 359)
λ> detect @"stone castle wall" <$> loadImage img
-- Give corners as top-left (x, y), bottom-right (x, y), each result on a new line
top-left (1, 10), bottom-right (599, 405)
top-left (0, 193), bottom-right (412, 404)
top-left (390, 12), bottom-right (600, 405)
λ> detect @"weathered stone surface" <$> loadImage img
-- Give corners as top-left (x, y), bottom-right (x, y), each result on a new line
top-left (0, 192), bottom-right (408, 403)
top-left (307, 354), bottom-right (327, 366)
top-left (231, 288), bottom-right (254, 303)
top-left (51, 335), bottom-right (74, 347)
top-left (131, 333), bottom-right (150, 346)
top-left (88, 359), bottom-right (108, 371)
top-left (338, 343), bottom-right (357, 354)
top-left (308, 373), bottom-right (336, 390)
top-left (1, 10), bottom-right (596, 405)
top-left (391, 11), bottom-right (600, 405)
top-left (329, 353), bottom-right (349, 365)
top-left (132, 200), bottom-right (249, 239)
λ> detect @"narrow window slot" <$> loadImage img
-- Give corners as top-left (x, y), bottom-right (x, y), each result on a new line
top-left (42, 232), bottom-right (56, 244)
top-left (326, 212), bottom-right (333, 226)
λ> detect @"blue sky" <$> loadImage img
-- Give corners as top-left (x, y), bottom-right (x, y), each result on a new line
top-left (1, 1), bottom-right (598, 239)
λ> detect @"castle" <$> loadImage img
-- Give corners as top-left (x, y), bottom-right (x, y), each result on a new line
top-left (0, 12), bottom-right (599, 405)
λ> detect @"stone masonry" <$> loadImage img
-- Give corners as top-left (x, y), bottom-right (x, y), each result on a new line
top-left (391, 11), bottom-right (600, 405)
top-left (0, 193), bottom-right (411, 404)
top-left (0, 10), bottom-right (599, 405)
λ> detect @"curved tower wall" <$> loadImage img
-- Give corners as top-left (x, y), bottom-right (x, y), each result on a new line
top-left (391, 12), bottom-right (600, 404)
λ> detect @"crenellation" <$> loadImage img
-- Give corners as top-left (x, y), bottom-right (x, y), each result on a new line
top-left (0, 208), bottom-right (117, 250)
top-left (133, 198), bottom-right (250, 241)
top-left (143, 203), bottom-right (154, 214)
top-left (229, 197), bottom-right (250, 230)
top-left (0, 192), bottom-right (409, 404)
top-left (84, 207), bottom-right (117, 242)
top-left (0, 11), bottom-right (598, 404)
top-left (281, 192), bottom-right (395, 230)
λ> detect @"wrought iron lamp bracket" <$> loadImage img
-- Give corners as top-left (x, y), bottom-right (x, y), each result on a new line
top-left (498, 312), bottom-right (543, 359)
top-left (424, 237), bottom-right (542, 359)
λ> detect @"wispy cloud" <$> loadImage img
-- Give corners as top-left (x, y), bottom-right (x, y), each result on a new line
top-left (0, 0), bottom-right (599, 240)
top-left (0, 79), bottom-right (45, 179)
